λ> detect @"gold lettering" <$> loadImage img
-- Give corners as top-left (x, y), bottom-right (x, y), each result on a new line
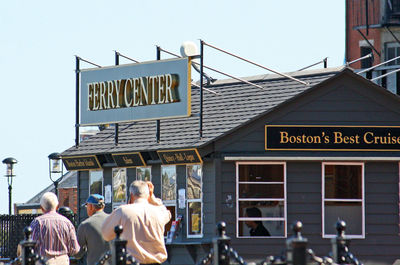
top-left (364, 132), bottom-right (374, 144)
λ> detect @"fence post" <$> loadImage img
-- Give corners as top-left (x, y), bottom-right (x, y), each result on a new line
top-left (111, 225), bottom-right (127, 265)
top-left (20, 226), bottom-right (38, 265)
top-left (331, 220), bottom-right (350, 264)
top-left (286, 221), bottom-right (308, 265)
top-left (213, 222), bottom-right (230, 265)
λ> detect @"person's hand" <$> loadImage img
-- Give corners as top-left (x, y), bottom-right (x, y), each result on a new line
top-left (146, 181), bottom-right (154, 198)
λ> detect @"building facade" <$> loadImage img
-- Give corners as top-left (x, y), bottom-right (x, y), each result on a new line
top-left (61, 66), bottom-right (400, 265)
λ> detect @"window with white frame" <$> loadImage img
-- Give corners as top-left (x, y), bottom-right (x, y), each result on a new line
top-left (385, 42), bottom-right (400, 65)
top-left (322, 162), bottom-right (364, 238)
top-left (136, 166), bottom-right (151, 181)
top-left (237, 162), bottom-right (286, 238)
top-left (161, 165), bottom-right (177, 236)
top-left (186, 164), bottom-right (203, 237)
top-left (89, 170), bottom-right (103, 195)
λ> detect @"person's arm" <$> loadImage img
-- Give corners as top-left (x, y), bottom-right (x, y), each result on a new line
top-left (73, 224), bottom-right (87, 259)
top-left (101, 209), bottom-right (121, 241)
top-left (29, 219), bottom-right (40, 250)
top-left (67, 223), bottom-right (80, 256)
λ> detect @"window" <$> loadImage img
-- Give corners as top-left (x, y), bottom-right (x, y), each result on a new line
top-left (385, 42), bottom-right (400, 65)
top-left (112, 168), bottom-right (127, 208)
top-left (322, 163), bottom-right (364, 238)
top-left (237, 162), bottom-right (286, 238)
top-left (137, 166), bottom-right (151, 181)
top-left (360, 46), bottom-right (373, 69)
top-left (89, 170), bottom-right (103, 195)
top-left (161, 165), bottom-right (177, 235)
top-left (186, 164), bottom-right (203, 237)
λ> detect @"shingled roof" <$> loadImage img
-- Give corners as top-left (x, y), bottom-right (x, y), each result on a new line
top-left (61, 67), bottom-right (344, 157)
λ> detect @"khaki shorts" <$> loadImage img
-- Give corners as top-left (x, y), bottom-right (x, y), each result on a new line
top-left (45, 254), bottom-right (69, 265)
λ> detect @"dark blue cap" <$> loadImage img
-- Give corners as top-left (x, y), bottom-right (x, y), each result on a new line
top-left (82, 194), bottom-right (104, 206)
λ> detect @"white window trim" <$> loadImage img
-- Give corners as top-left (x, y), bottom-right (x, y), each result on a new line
top-left (89, 170), bottom-right (104, 195)
top-left (321, 162), bottom-right (365, 239)
top-left (186, 164), bottom-right (203, 238)
top-left (236, 161), bottom-right (287, 239)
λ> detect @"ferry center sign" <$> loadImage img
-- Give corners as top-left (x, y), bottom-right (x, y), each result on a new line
top-left (265, 125), bottom-right (400, 151)
top-left (80, 58), bottom-right (191, 125)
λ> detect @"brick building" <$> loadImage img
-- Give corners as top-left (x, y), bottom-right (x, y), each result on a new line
top-left (14, 171), bottom-right (78, 214)
top-left (346, 0), bottom-right (400, 93)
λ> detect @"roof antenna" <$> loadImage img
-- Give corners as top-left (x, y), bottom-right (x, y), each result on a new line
top-left (180, 41), bottom-right (216, 85)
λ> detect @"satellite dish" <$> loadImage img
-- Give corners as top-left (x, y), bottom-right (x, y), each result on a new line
top-left (180, 41), bottom-right (198, 57)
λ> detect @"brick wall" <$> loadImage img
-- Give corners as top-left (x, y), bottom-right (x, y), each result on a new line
top-left (346, 0), bottom-right (381, 68)
top-left (58, 188), bottom-right (78, 213)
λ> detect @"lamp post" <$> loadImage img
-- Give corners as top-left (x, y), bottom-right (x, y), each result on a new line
top-left (48, 152), bottom-right (63, 197)
top-left (2, 157), bottom-right (17, 215)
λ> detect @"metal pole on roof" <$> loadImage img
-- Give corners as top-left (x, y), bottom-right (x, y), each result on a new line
top-left (75, 56), bottom-right (80, 148)
top-left (346, 53), bottom-right (373, 67)
top-left (370, 67), bottom-right (400, 81)
top-left (200, 40), bottom-right (204, 138)
top-left (358, 54), bottom-right (400, 74)
top-left (202, 40), bottom-right (309, 86)
top-left (114, 51), bottom-right (119, 146)
top-left (156, 46), bottom-right (161, 143)
top-left (158, 47), bottom-right (264, 90)
top-left (297, 58), bottom-right (328, 71)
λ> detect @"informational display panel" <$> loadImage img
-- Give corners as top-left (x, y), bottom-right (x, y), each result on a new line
top-left (265, 125), bottom-right (400, 151)
top-left (80, 57), bottom-right (191, 125)
top-left (112, 152), bottom-right (146, 168)
top-left (157, 149), bottom-right (203, 165)
top-left (62, 155), bottom-right (102, 171)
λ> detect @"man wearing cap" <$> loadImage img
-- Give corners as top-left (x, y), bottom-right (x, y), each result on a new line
top-left (75, 194), bottom-right (110, 265)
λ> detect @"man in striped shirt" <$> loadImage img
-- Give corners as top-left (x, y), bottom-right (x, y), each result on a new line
top-left (30, 192), bottom-right (80, 265)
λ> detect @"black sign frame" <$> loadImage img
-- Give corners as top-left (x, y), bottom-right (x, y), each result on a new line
top-left (265, 125), bottom-right (400, 151)
top-left (112, 152), bottom-right (146, 168)
top-left (62, 155), bottom-right (102, 171)
top-left (157, 148), bottom-right (203, 165)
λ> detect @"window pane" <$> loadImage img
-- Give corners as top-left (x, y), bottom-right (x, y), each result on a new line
top-left (164, 206), bottom-right (176, 236)
top-left (324, 201), bottom-right (362, 235)
top-left (188, 202), bottom-right (202, 235)
top-left (187, 165), bottom-right (202, 200)
top-left (325, 165), bottom-right (361, 199)
top-left (89, 171), bottom-right (103, 195)
top-left (388, 47), bottom-right (395, 65)
top-left (239, 220), bottom-right (284, 237)
top-left (239, 184), bottom-right (283, 199)
top-left (112, 168), bottom-right (127, 204)
top-left (137, 166), bottom-right (151, 181)
top-left (162, 166), bottom-right (176, 201)
top-left (239, 164), bottom-right (283, 182)
top-left (239, 201), bottom-right (284, 218)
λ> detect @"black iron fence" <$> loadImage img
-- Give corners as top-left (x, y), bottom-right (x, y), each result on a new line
top-left (0, 214), bottom-right (39, 260)
top-left (3, 218), bottom-right (362, 265)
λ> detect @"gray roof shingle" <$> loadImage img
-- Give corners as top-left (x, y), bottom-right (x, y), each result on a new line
top-left (62, 67), bottom-right (343, 156)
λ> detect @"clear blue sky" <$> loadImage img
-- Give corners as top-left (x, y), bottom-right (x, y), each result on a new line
top-left (0, 1), bottom-right (345, 214)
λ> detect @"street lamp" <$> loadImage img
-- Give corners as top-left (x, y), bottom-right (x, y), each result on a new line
top-left (2, 157), bottom-right (17, 215)
top-left (48, 152), bottom-right (63, 197)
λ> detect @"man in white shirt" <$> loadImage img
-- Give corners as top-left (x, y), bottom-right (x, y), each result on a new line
top-left (101, 181), bottom-right (171, 265)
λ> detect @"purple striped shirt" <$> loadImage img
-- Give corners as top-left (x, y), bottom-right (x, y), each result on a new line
top-left (30, 211), bottom-right (80, 257)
